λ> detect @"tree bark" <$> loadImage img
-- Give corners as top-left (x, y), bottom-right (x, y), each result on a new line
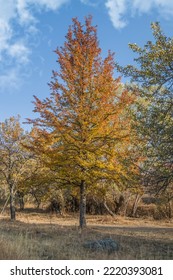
top-left (79, 180), bottom-right (86, 229)
top-left (103, 199), bottom-right (115, 216)
top-left (10, 185), bottom-right (16, 220)
top-left (114, 195), bottom-right (124, 214)
top-left (131, 193), bottom-right (142, 217)
top-left (168, 197), bottom-right (172, 219)
top-left (17, 191), bottom-right (25, 210)
top-left (19, 197), bottom-right (24, 210)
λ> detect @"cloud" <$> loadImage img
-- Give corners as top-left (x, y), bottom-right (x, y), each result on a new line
top-left (80, 0), bottom-right (99, 6)
top-left (0, 67), bottom-right (22, 90)
top-left (105, 0), bottom-right (173, 29)
top-left (8, 41), bottom-right (31, 64)
top-left (16, 0), bottom-right (69, 25)
top-left (2, 0), bottom-right (173, 91)
top-left (0, 0), bottom-right (69, 91)
top-left (105, 0), bottom-right (127, 29)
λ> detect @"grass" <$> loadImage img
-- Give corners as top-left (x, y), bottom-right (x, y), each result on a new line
top-left (0, 211), bottom-right (173, 260)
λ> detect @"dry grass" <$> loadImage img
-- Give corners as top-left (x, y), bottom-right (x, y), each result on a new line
top-left (0, 211), bottom-right (173, 260)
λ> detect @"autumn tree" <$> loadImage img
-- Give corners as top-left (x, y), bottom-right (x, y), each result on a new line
top-left (28, 17), bottom-right (138, 228)
top-left (116, 22), bottom-right (173, 193)
top-left (17, 157), bottom-right (57, 209)
top-left (0, 116), bottom-right (29, 220)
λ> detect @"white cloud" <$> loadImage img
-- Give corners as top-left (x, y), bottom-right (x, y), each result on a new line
top-left (132, 0), bottom-right (153, 13)
top-left (2, 0), bottom-right (173, 90)
top-left (8, 41), bottom-right (31, 64)
top-left (0, 0), bottom-right (69, 91)
top-left (0, 20), bottom-right (12, 54)
top-left (0, 0), bottom-right (16, 22)
top-left (105, 0), bottom-right (127, 29)
top-left (16, 0), bottom-right (69, 25)
top-left (0, 67), bottom-right (22, 90)
top-left (16, 0), bottom-right (35, 25)
top-left (105, 0), bottom-right (173, 29)
top-left (80, 0), bottom-right (99, 6)
top-left (35, 0), bottom-right (69, 10)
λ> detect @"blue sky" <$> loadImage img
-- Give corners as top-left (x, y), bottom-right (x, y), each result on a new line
top-left (0, 0), bottom-right (173, 129)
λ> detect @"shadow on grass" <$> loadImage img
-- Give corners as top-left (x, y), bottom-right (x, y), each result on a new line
top-left (0, 217), bottom-right (173, 260)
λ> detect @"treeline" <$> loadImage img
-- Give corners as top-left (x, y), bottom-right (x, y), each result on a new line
top-left (0, 17), bottom-right (172, 228)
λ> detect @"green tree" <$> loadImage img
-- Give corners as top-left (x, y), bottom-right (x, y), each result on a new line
top-left (116, 22), bottom-right (173, 193)
top-left (28, 17), bottom-right (138, 228)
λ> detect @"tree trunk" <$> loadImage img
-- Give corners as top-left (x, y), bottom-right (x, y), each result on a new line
top-left (17, 192), bottom-right (25, 210)
top-left (103, 199), bottom-right (115, 216)
top-left (79, 180), bottom-right (86, 229)
top-left (19, 197), bottom-right (25, 210)
top-left (168, 197), bottom-right (172, 219)
top-left (10, 185), bottom-right (16, 220)
top-left (131, 193), bottom-right (142, 217)
top-left (114, 195), bottom-right (124, 214)
top-left (123, 194), bottom-right (131, 217)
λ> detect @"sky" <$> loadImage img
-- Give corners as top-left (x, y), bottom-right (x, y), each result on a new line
top-left (0, 0), bottom-right (173, 129)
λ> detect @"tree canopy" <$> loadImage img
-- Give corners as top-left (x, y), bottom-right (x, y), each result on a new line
top-left (116, 22), bottom-right (173, 193)
top-left (28, 16), bottom-right (138, 228)
top-left (0, 116), bottom-right (27, 219)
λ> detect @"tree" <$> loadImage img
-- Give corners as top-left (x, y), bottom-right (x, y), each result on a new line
top-left (28, 16), bottom-right (138, 228)
top-left (17, 157), bottom-right (57, 209)
top-left (0, 116), bottom-right (29, 220)
top-left (116, 22), bottom-right (173, 193)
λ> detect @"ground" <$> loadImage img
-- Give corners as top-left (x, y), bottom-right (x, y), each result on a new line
top-left (0, 210), bottom-right (173, 259)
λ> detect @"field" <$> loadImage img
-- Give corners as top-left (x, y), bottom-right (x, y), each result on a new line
top-left (0, 210), bottom-right (173, 260)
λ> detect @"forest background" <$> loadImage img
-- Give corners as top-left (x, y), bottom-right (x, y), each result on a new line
top-left (0, 1), bottom-right (172, 260)
top-left (0, 16), bottom-right (172, 227)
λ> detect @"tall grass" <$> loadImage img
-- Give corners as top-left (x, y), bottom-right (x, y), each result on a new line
top-left (0, 213), bottom-right (173, 260)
